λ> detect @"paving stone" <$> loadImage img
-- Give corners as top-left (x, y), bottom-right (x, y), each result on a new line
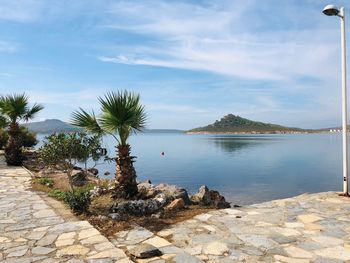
top-left (78, 228), bottom-right (100, 240)
top-left (56, 245), bottom-right (90, 256)
top-left (36, 234), bottom-right (58, 246)
top-left (143, 236), bottom-right (171, 248)
top-left (203, 241), bottom-right (229, 255)
top-left (87, 248), bottom-right (126, 259)
top-left (284, 246), bottom-right (313, 259)
top-left (129, 243), bottom-right (162, 259)
top-left (33, 209), bottom-right (56, 218)
top-left (297, 214), bottom-right (323, 224)
top-left (314, 246), bottom-right (350, 261)
top-left (32, 246), bottom-right (56, 255)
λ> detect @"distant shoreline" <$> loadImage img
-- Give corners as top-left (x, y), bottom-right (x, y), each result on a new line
top-left (186, 131), bottom-right (327, 135)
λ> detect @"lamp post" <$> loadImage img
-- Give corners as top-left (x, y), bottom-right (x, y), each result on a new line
top-left (323, 5), bottom-right (348, 195)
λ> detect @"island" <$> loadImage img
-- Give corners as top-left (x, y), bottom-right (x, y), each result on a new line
top-left (187, 114), bottom-right (310, 134)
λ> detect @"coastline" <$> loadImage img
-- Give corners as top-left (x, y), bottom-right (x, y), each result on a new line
top-left (186, 131), bottom-right (325, 135)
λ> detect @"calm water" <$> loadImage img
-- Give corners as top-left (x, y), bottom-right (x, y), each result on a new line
top-left (38, 133), bottom-right (343, 205)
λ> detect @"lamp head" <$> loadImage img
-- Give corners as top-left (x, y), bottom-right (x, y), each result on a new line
top-left (323, 5), bottom-right (340, 16)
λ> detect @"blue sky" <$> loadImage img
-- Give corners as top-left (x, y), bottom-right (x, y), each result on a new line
top-left (0, 0), bottom-right (349, 129)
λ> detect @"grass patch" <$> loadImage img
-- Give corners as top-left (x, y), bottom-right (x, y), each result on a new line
top-left (35, 177), bottom-right (54, 188)
top-left (48, 189), bottom-right (67, 201)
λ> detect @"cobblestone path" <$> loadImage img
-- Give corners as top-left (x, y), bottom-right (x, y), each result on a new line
top-left (0, 157), bottom-right (132, 263)
top-left (3, 155), bottom-right (350, 263)
top-left (155, 192), bottom-right (350, 262)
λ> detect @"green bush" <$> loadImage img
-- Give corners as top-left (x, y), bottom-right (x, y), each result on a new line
top-left (0, 128), bottom-right (37, 149)
top-left (21, 127), bottom-right (37, 148)
top-left (0, 129), bottom-right (8, 149)
top-left (48, 189), bottom-right (67, 200)
top-left (36, 177), bottom-right (54, 188)
top-left (64, 187), bottom-right (91, 214)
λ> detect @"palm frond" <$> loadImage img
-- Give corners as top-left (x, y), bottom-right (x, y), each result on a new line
top-left (71, 108), bottom-right (104, 135)
top-left (24, 103), bottom-right (44, 121)
top-left (0, 114), bottom-right (8, 129)
top-left (99, 91), bottom-right (147, 136)
top-left (0, 93), bottom-right (43, 123)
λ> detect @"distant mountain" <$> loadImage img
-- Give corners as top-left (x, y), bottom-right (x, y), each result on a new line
top-left (143, 129), bottom-right (184, 133)
top-left (24, 119), bottom-right (79, 134)
top-left (188, 114), bottom-right (306, 134)
top-left (24, 119), bottom-right (184, 134)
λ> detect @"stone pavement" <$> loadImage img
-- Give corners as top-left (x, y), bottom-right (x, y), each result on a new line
top-left (155, 192), bottom-right (350, 262)
top-left (2, 154), bottom-right (350, 263)
top-left (0, 156), bottom-right (132, 263)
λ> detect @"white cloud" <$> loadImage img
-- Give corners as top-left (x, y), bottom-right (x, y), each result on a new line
top-left (0, 0), bottom-right (44, 22)
top-left (147, 103), bottom-right (209, 114)
top-left (99, 1), bottom-right (341, 83)
top-left (0, 40), bottom-right (18, 53)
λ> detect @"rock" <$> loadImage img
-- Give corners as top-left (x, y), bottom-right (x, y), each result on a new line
top-left (154, 193), bottom-right (167, 206)
top-left (191, 185), bottom-right (209, 203)
top-left (110, 199), bottom-right (161, 216)
top-left (104, 171), bottom-right (111, 176)
top-left (109, 213), bottom-right (123, 221)
top-left (165, 198), bottom-right (185, 212)
top-left (71, 171), bottom-right (87, 186)
top-left (73, 166), bottom-right (83, 170)
top-left (90, 186), bottom-right (107, 199)
top-left (191, 185), bottom-right (230, 208)
top-left (155, 184), bottom-right (190, 204)
top-left (129, 243), bottom-right (162, 259)
top-left (88, 168), bottom-right (98, 176)
top-left (137, 182), bottom-right (159, 198)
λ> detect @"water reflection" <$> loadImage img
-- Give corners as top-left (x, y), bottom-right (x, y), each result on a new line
top-left (205, 136), bottom-right (279, 153)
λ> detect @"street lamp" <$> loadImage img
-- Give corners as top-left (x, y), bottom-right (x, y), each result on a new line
top-left (323, 5), bottom-right (348, 195)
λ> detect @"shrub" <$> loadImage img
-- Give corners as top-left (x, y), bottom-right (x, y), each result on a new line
top-left (39, 132), bottom-right (102, 191)
top-left (21, 127), bottom-right (37, 148)
top-left (48, 189), bottom-right (67, 200)
top-left (36, 177), bottom-right (54, 188)
top-left (0, 128), bottom-right (37, 149)
top-left (0, 129), bottom-right (8, 149)
top-left (64, 187), bottom-right (91, 214)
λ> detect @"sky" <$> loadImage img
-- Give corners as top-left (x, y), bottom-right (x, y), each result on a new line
top-left (0, 0), bottom-right (349, 129)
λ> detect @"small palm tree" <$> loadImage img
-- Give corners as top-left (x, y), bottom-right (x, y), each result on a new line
top-left (71, 91), bottom-right (146, 198)
top-left (0, 94), bottom-right (44, 165)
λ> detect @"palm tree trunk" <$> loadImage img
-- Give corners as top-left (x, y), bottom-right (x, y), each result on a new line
top-left (113, 144), bottom-right (138, 199)
top-left (4, 123), bottom-right (23, 166)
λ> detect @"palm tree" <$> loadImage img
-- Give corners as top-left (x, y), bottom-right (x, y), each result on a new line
top-left (0, 94), bottom-right (44, 165)
top-left (71, 91), bottom-right (146, 199)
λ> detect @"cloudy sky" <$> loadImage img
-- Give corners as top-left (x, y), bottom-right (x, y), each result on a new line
top-left (0, 0), bottom-right (349, 129)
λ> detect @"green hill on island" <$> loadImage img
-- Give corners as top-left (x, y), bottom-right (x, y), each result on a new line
top-left (188, 114), bottom-right (306, 133)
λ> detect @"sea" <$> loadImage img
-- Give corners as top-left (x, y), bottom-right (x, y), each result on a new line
top-left (37, 132), bottom-right (344, 205)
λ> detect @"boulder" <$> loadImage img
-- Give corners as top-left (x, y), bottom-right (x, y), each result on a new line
top-left (154, 193), bottom-right (167, 206)
top-left (129, 243), bottom-right (162, 259)
top-left (137, 182), bottom-right (159, 198)
top-left (71, 171), bottom-right (87, 186)
top-left (88, 168), bottom-right (99, 176)
top-left (90, 186), bottom-right (106, 199)
top-left (165, 198), bottom-right (185, 212)
top-left (155, 184), bottom-right (190, 204)
top-left (191, 185), bottom-right (230, 208)
top-left (110, 199), bottom-right (161, 216)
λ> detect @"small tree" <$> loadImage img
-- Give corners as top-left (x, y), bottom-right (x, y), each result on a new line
top-left (39, 132), bottom-right (103, 190)
top-left (79, 134), bottom-right (104, 173)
